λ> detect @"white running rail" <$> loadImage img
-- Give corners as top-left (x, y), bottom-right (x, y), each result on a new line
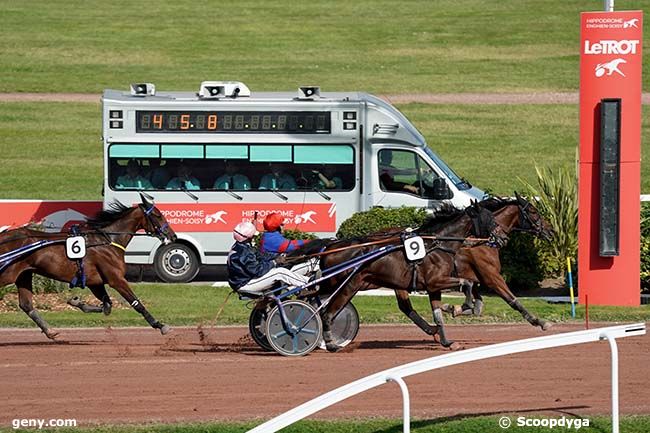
top-left (248, 323), bottom-right (646, 433)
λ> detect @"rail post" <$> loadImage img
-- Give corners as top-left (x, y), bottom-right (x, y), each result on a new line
top-left (601, 332), bottom-right (619, 433)
top-left (385, 375), bottom-right (410, 433)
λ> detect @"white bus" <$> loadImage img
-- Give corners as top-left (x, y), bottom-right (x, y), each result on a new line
top-left (102, 81), bottom-right (485, 282)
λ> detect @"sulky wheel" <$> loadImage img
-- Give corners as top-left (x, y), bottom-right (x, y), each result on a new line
top-left (319, 301), bottom-right (360, 350)
top-left (248, 306), bottom-right (273, 352)
top-left (265, 300), bottom-right (322, 357)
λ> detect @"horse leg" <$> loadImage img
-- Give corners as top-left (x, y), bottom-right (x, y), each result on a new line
top-left (90, 284), bottom-right (112, 315)
top-left (68, 285), bottom-right (112, 315)
top-left (17, 272), bottom-right (58, 340)
top-left (394, 290), bottom-right (438, 336)
top-left (483, 273), bottom-right (550, 330)
top-left (428, 291), bottom-right (457, 349)
top-left (472, 284), bottom-right (484, 316)
top-left (321, 282), bottom-right (362, 352)
top-left (111, 279), bottom-right (170, 335)
top-left (508, 297), bottom-right (551, 330)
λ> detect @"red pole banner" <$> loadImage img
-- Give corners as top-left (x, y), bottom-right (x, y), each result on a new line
top-left (578, 11), bottom-right (643, 306)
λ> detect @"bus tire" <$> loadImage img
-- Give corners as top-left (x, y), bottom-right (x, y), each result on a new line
top-left (154, 242), bottom-right (200, 283)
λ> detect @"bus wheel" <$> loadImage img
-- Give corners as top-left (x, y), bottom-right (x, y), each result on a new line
top-left (154, 243), bottom-right (200, 283)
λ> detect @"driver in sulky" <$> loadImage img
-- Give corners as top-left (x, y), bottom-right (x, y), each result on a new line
top-left (226, 221), bottom-right (309, 295)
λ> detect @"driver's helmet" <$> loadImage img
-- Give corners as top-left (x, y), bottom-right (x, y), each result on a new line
top-left (233, 221), bottom-right (256, 242)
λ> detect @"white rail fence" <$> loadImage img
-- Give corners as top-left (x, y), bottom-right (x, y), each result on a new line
top-left (248, 323), bottom-right (646, 433)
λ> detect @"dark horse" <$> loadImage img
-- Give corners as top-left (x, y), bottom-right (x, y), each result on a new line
top-left (0, 195), bottom-right (177, 339)
top-left (394, 195), bottom-right (554, 339)
top-left (303, 204), bottom-right (499, 351)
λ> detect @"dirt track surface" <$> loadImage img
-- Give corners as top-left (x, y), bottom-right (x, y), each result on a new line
top-left (1, 323), bottom-right (648, 426)
top-left (2, 92), bottom-right (650, 105)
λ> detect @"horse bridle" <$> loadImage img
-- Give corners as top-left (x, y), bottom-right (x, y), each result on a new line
top-left (514, 199), bottom-right (545, 237)
top-left (140, 204), bottom-right (171, 242)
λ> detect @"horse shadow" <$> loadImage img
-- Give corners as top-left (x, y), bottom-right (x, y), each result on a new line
top-left (354, 338), bottom-right (475, 351)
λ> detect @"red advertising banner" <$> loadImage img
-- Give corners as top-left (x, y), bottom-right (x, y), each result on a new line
top-left (157, 203), bottom-right (337, 232)
top-left (578, 11), bottom-right (643, 306)
top-left (0, 201), bottom-right (337, 233)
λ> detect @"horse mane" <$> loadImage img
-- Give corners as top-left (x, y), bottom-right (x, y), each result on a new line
top-left (477, 196), bottom-right (518, 211)
top-left (85, 201), bottom-right (136, 229)
top-left (417, 203), bottom-right (467, 234)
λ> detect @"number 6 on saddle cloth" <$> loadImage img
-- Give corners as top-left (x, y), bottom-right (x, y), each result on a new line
top-left (66, 226), bottom-right (87, 288)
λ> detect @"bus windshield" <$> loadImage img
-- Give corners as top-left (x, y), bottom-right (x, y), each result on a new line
top-left (423, 147), bottom-right (470, 190)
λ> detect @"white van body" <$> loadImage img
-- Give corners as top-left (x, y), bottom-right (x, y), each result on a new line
top-left (102, 82), bottom-right (484, 282)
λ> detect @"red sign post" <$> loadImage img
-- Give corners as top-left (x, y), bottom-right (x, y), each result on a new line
top-left (578, 11), bottom-right (643, 306)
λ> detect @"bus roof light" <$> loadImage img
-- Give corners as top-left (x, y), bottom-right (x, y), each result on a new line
top-left (298, 86), bottom-right (320, 100)
top-left (199, 81), bottom-right (251, 99)
top-left (130, 83), bottom-right (156, 97)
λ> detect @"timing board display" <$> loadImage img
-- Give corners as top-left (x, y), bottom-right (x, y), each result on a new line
top-left (135, 111), bottom-right (331, 134)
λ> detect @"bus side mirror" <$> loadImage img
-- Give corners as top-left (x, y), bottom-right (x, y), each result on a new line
top-left (432, 178), bottom-right (453, 200)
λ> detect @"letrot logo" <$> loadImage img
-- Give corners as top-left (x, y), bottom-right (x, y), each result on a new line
top-left (294, 210), bottom-right (317, 224)
top-left (595, 58), bottom-right (627, 77)
top-left (623, 18), bottom-right (639, 29)
top-left (584, 39), bottom-right (639, 55)
top-left (205, 210), bottom-right (228, 224)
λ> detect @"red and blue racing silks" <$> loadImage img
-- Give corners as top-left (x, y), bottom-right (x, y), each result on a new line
top-left (259, 231), bottom-right (308, 257)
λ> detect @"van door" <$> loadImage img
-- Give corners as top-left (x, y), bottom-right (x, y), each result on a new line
top-left (371, 146), bottom-right (454, 209)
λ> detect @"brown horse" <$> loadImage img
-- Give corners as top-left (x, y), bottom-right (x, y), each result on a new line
top-left (0, 195), bottom-right (176, 339)
top-left (394, 195), bottom-right (554, 338)
top-left (310, 204), bottom-right (499, 351)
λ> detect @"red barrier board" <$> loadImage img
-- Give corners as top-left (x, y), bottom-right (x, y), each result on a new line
top-left (0, 201), bottom-right (337, 233)
top-left (578, 11), bottom-right (643, 306)
top-left (0, 201), bottom-right (102, 232)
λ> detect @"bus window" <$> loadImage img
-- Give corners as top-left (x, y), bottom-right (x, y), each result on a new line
top-left (114, 159), bottom-right (153, 190)
top-left (213, 159), bottom-right (252, 190)
top-left (293, 145), bottom-right (354, 191)
top-left (378, 149), bottom-right (447, 198)
top-left (108, 143), bottom-right (355, 192)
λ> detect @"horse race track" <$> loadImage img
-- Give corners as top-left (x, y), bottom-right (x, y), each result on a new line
top-left (1, 323), bottom-right (648, 426)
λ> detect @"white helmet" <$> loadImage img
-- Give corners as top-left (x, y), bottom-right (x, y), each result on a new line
top-left (233, 221), bottom-right (256, 242)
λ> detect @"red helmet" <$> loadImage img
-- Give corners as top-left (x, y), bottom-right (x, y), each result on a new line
top-left (263, 213), bottom-right (284, 231)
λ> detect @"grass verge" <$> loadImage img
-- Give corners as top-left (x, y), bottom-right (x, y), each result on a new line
top-left (4, 415), bottom-right (650, 433)
top-left (0, 284), bottom-right (648, 328)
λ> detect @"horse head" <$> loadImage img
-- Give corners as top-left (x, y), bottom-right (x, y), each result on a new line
top-left (138, 193), bottom-right (177, 244)
top-left (513, 192), bottom-right (554, 241)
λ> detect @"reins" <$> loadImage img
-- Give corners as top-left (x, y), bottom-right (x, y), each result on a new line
top-left (285, 233), bottom-right (490, 262)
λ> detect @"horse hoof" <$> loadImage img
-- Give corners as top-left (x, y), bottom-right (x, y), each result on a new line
top-left (447, 341), bottom-right (462, 351)
top-left (540, 321), bottom-right (552, 331)
top-left (473, 300), bottom-right (484, 316)
top-left (440, 304), bottom-right (454, 315)
top-left (103, 304), bottom-right (112, 316)
top-left (325, 343), bottom-right (340, 353)
top-left (67, 296), bottom-right (83, 307)
top-left (160, 324), bottom-right (172, 335)
top-left (45, 330), bottom-right (60, 340)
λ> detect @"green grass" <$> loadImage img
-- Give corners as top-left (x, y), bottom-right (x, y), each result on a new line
top-left (4, 416), bottom-right (650, 433)
top-left (1, 0), bottom-right (649, 94)
top-left (1, 102), bottom-right (650, 199)
top-left (0, 284), bottom-right (648, 328)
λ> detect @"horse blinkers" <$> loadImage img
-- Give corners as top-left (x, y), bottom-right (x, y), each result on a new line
top-left (139, 203), bottom-right (176, 244)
